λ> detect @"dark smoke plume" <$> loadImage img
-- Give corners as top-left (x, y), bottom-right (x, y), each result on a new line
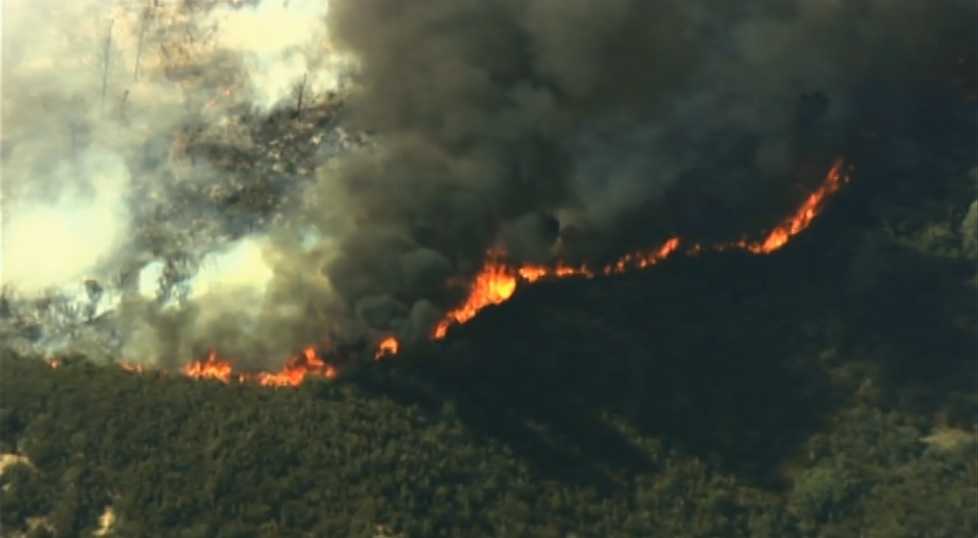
top-left (295, 0), bottom-right (976, 343)
top-left (4, 0), bottom-right (974, 367)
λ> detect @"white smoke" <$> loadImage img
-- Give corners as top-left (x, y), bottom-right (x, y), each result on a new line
top-left (0, 0), bottom-right (355, 365)
top-left (1, 149), bottom-right (131, 294)
top-left (208, 0), bottom-right (352, 111)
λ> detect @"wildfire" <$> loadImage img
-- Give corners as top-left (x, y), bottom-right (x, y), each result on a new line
top-left (178, 346), bottom-right (339, 387)
top-left (256, 346), bottom-right (336, 387)
top-left (737, 158), bottom-right (848, 254)
top-left (176, 339), bottom-right (403, 388)
top-left (432, 159), bottom-right (850, 339)
top-left (433, 259), bottom-right (518, 339)
top-left (374, 336), bottom-right (399, 360)
top-left (603, 236), bottom-right (682, 275)
top-left (98, 159), bottom-right (847, 387)
top-left (181, 351), bottom-right (236, 383)
top-left (518, 261), bottom-right (595, 283)
top-left (432, 237), bottom-right (682, 339)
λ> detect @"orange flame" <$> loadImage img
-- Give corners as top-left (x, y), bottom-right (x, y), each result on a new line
top-left (518, 261), bottom-right (595, 283)
top-left (738, 158), bottom-right (848, 254)
top-left (374, 336), bottom-right (400, 360)
top-left (433, 259), bottom-right (518, 339)
top-left (181, 351), bottom-right (234, 383)
top-left (432, 159), bottom-right (849, 339)
top-left (180, 346), bottom-right (337, 388)
top-left (603, 236), bottom-right (682, 275)
top-left (433, 237), bottom-right (682, 339)
top-left (161, 158), bottom-right (850, 385)
top-left (256, 346), bottom-right (336, 387)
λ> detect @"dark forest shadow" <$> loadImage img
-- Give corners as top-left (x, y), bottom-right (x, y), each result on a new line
top-left (350, 233), bottom-right (862, 489)
top-left (348, 100), bottom-right (978, 488)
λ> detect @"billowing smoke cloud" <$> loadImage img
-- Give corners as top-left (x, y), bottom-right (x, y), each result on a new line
top-left (2, 0), bottom-right (974, 369)
top-left (295, 0), bottom-right (975, 340)
top-left (1, 0), bottom-right (351, 366)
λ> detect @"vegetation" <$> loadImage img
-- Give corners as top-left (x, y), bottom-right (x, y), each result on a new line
top-left (2, 160), bottom-right (975, 538)
top-left (2, 347), bottom-right (972, 538)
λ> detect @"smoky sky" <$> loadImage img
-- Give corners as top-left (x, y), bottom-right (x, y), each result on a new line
top-left (4, 0), bottom-right (974, 366)
top-left (308, 0), bottom-right (976, 338)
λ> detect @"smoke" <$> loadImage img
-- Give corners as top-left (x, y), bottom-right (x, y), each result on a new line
top-left (2, 0), bottom-right (975, 368)
top-left (1, 150), bottom-right (130, 293)
top-left (0, 0), bottom-right (352, 365)
top-left (207, 0), bottom-right (350, 110)
top-left (296, 0), bottom-right (975, 339)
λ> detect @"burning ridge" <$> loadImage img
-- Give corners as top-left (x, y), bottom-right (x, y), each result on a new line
top-left (46, 158), bottom-right (848, 387)
top-left (433, 158), bottom-right (850, 340)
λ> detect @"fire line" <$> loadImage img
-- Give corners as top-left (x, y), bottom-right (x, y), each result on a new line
top-left (54, 158), bottom-right (847, 388)
top-left (431, 158), bottom-right (850, 340)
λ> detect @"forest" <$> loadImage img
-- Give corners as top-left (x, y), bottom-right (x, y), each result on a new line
top-left (2, 164), bottom-right (975, 537)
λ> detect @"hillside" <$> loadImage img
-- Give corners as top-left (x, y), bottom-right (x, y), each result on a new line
top-left (2, 168), bottom-right (976, 536)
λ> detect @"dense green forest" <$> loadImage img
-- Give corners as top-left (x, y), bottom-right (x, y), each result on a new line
top-left (2, 170), bottom-right (976, 536)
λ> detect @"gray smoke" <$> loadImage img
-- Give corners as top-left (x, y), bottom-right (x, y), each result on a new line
top-left (1, 0), bottom-right (354, 367)
top-left (296, 0), bottom-right (975, 341)
top-left (3, 0), bottom-right (974, 368)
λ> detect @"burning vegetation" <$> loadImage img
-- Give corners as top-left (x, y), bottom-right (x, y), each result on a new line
top-left (119, 156), bottom-right (847, 383)
top-left (180, 345), bottom-right (339, 387)
top-left (433, 158), bottom-right (850, 341)
top-left (2, 1), bottom-right (976, 536)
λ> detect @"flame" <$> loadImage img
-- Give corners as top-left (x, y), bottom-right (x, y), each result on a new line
top-left (517, 265), bottom-right (549, 283)
top-left (181, 351), bottom-right (235, 383)
top-left (374, 336), bottom-right (400, 360)
top-left (117, 158), bottom-right (849, 387)
top-left (256, 346), bottom-right (336, 387)
top-left (433, 260), bottom-right (518, 339)
top-left (603, 237), bottom-right (682, 275)
top-left (432, 159), bottom-right (849, 339)
top-left (432, 237), bottom-right (681, 339)
top-left (518, 261), bottom-right (595, 282)
top-left (738, 158), bottom-right (848, 254)
top-left (179, 346), bottom-right (337, 388)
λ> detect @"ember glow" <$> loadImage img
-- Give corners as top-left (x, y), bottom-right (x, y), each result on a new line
top-left (603, 237), bottom-right (683, 275)
top-left (374, 337), bottom-right (400, 360)
top-left (518, 262), bottom-right (595, 283)
top-left (432, 159), bottom-right (850, 339)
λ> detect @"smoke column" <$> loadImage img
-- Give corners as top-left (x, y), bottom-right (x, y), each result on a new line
top-left (2, 0), bottom-right (974, 368)
top-left (292, 0), bottom-right (976, 344)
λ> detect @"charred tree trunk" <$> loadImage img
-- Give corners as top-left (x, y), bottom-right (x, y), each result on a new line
top-left (295, 73), bottom-right (308, 119)
top-left (100, 20), bottom-right (114, 111)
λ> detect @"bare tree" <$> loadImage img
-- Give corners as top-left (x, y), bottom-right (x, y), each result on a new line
top-left (134, 1), bottom-right (156, 82)
top-left (294, 72), bottom-right (308, 118)
top-left (100, 19), bottom-right (115, 111)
